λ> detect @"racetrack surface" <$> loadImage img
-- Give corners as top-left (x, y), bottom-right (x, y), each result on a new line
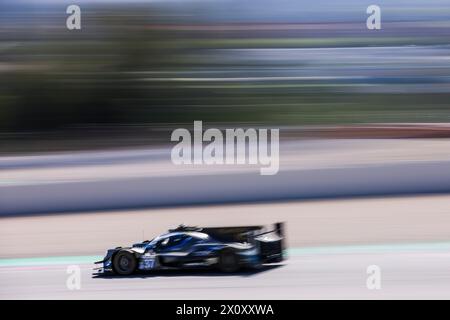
top-left (1, 195), bottom-right (450, 299)
top-left (2, 195), bottom-right (450, 258)
top-left (1, 249), bottom-right (450, 299)
top-left (4, 139), bottom-right (450, 215)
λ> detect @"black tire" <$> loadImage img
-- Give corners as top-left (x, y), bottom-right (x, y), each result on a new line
top-left (112, 250), bottom-right (137, 275)
top-left (218, 249), bottom-right (240, 273)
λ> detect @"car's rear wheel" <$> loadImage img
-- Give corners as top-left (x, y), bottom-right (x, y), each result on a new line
top-left (218, 249), bottom-right (240, 273)
top-left (113, 250), bottom-right (137, 275)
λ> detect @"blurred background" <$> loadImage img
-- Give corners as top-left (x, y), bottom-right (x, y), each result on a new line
top-left (1, 0), bottom-right (450, 299)
top-left (1, 0), bottom-right (450, 151)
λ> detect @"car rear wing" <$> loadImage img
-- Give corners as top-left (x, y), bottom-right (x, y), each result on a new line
top-left (202, 222), bottom-right (285, 262)
top-left (202, 222), bottom-right (283, 242)
top-left (252, 222), bottom-right (285, 239)
top-left (202, 225), bottom-right (261, 242)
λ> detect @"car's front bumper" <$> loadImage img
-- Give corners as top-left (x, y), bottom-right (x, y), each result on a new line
top-left (94, 256), bottom-right (113, 273)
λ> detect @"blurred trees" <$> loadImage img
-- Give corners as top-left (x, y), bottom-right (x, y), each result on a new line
top-left (0, 6), bottom-right (191, 131)
top-left (2, 3), bottom-right (450, 134)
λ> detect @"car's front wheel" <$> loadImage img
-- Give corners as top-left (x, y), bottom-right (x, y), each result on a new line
top-left (218, 249), bottom-right (240, 273)
top-left (112, 250), bottom-right (137, 275)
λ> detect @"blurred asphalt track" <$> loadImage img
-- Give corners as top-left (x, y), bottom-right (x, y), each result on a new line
top-left (1, 195), bottom-right (450, 299)
top-left (2, 195), bottom-right (450, 257)
top-left (1, 248), bottom-right (450, 299)
top-left (1, 139), bottom-right (450, 298)
top-left (3, 139), bottom-right (450, 215)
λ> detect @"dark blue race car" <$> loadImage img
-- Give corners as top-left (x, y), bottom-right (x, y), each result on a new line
top-left (95, 223), bottom-right (285, 275)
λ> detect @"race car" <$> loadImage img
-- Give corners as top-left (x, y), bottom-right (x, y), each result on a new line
top-left (95, 222), bottom-right (285, 275)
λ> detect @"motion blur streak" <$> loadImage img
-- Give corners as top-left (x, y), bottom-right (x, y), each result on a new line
top-left (1, 195), bottom-right (450, 299)
top-left (1, 0), bottom-right (450, 138)
top-left (1, 0), bottom-right (450, 299)
top-left (2, 252), bottom-right (450, 299)
top-left (2, 195), bottom-right (450, 258)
